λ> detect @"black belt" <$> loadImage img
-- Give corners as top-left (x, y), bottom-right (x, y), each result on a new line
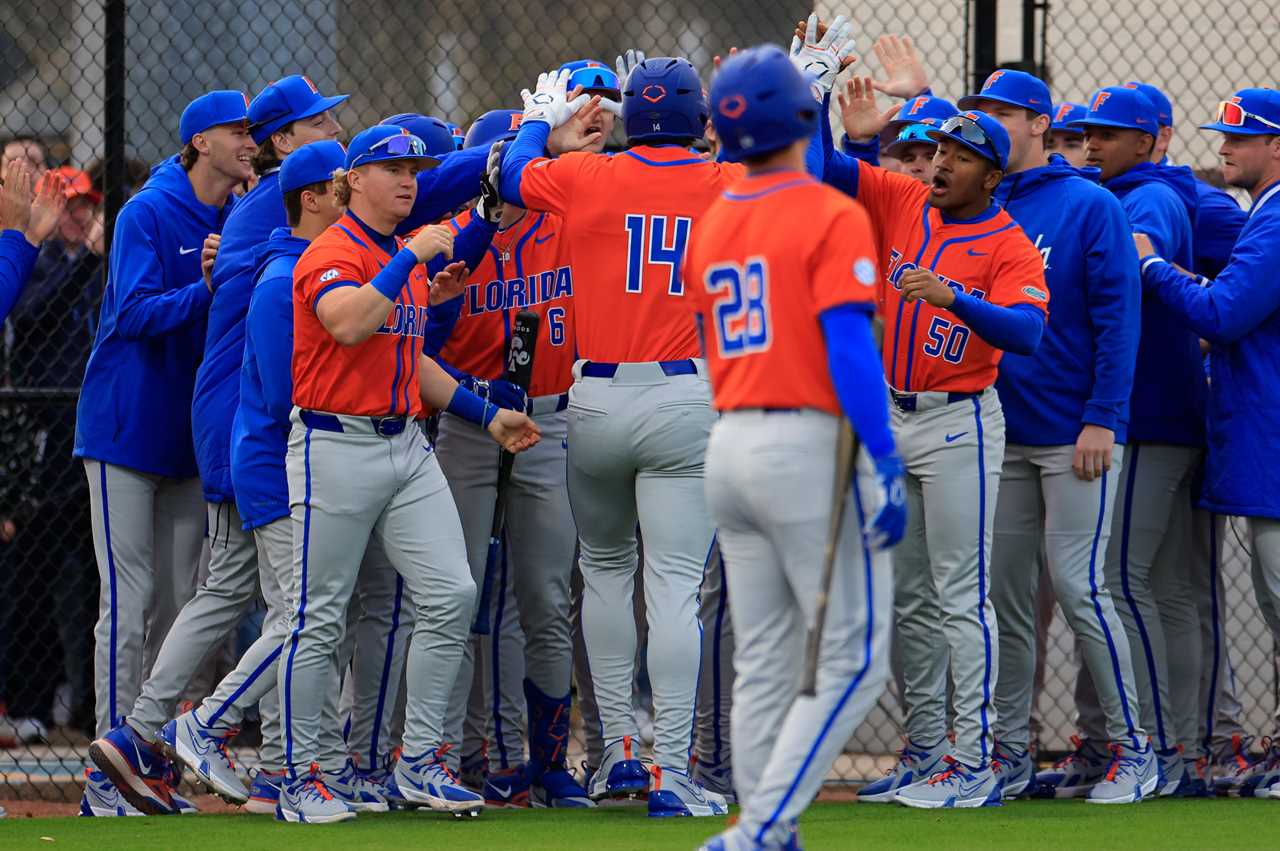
top-left (580, 359), bottom-right (697, 378)
top-left (300, 409), bottom-right (408, 436)
top-left (890, 389), bottom-right (983, 413)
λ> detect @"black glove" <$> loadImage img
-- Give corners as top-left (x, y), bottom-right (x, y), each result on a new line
top-left (476, 140), bottom-right (504, 224)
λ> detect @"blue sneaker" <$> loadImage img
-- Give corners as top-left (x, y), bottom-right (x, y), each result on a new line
top-left (894, 757), bottom-right (1003, 809)
top-left (699, 821), bottom-right (802, 850)
top-left (79, 768), bottom-right (143, 817)
top-left (857, 737), bottom-right (951, 803)
top-left (325, 758), bottom-right (390, 813)
top-left (648, 765), bottom-right (729, 818)
top-left (276, 763), bottom-right (355, 824)
top-left (245, 768), bottom-right (284, 815)
top-left (1169, 758), bottom-right (1211, 798)
top-left (483, 764), bottom-right (532, 808)
top-left (1033, 735), bottom-right (1109, 798)
top-left (1087, 742), bottom-right (1159, 804)
top-left (1237, 742), bottom-right (1280, 798)
top-left (88, 723), bottom-right (177, 815)
top-left (161, 710), bottom-right (247, 804)
top-left (532, 766), bottom-right (595, 808)
top-left (389, 748), bottom-right (485, 816)
top-left (992, 741), bottom-right (1038, 799)
top-left (522, 678), bottom-right (594, 808)
top-left (586, 736), bottom-right (649, 801)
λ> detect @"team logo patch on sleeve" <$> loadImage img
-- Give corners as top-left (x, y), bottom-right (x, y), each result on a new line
top-left (854, 258), bottom-right (876, 286)
top-left (320, 268), bottom-right (340, 283)
top-left (1021, 285), bottom-right (1048, 301)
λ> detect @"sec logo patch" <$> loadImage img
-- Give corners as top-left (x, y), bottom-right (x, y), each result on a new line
top-left (854, 258), bottom-right (876, 286)
top-left (319, 268), bottom-right (340, 283)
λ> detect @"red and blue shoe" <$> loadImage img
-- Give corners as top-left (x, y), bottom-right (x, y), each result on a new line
top-left (88, 722), bottom-right (178, 815)
top-left (245, 767), bottom-right (285, 815)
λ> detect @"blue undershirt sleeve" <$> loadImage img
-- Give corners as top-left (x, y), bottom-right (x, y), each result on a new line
top-left (949, 293), bottom-right (1045, 355)
top-left (818, 303), bottom-right (897, 461)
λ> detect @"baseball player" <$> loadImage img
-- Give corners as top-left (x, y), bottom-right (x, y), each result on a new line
top-left (278, 124), bottom-right (537, 823)
top-left (430, 105), bottom-right (595, 808)
top-left (687, 45), bottom-right (904, 850)
top-left (823, 64), bottom-right (1049, 806)
top-left (1133, 87), bottom-right (1280, 796)
top-left (1046, 102), bottom-right (1088, 168)
top-left (0, 160), bottom-right (67, 324)
top-left (79, 90), bottom-right (251, 816)
top-left (955, 71), bottom-right (1152, 804)
top-left (498, 55), bottom-right (752, 815)
top-left (1055, 86), bottom-right (1201, 797)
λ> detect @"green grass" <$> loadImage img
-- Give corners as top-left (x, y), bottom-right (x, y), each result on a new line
top-left (2, 799), bottom-right (1276, 850)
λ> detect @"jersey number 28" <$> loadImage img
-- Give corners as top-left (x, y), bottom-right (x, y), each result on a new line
top-left (705, 258), bottom-right (771, 357)
top-left (625, 214), bottom-right (692, 295)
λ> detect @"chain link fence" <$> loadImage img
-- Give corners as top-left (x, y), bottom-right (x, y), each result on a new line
top-left (1, 0), bottom-right (1275, 806)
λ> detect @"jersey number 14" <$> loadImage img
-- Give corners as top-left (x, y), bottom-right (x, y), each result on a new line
top-left (625, 214), bottom-right (693, 295)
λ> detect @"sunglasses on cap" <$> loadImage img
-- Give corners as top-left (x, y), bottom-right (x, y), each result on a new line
top-left (896, 124), bottom-right (937, 145)
top-left (937, 114), bottom-right (993, 147)
top-left (351, 133), bottom-right (428, 167)
top-left (1214, 100), bottom-right (1280, 131)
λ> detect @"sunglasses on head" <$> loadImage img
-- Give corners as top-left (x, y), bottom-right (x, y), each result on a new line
top-left (937, 115), bottom-right (992, 147)
top-left (896, 124), bottom-right (937, 145)
top-left (1215, 100), bottom-right (1280, 131)
top-left (353, 133), bottom-right (427, 166)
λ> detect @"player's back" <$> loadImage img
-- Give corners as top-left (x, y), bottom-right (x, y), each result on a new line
top-left (524, 145), bottom-right (746, 362)
top-left (687, 171), bottom-right (879, 414)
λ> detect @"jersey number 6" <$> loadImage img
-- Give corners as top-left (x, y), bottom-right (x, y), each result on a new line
top-left (705, 257), bottom-right (771, 357)
top-left (625, 214), bottom-right (693, 295)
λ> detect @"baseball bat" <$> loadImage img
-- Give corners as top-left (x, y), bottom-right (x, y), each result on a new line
top-left (798, 418), bottom-right (861, 697)
top-left (471, 310), bottom-right (540, 634)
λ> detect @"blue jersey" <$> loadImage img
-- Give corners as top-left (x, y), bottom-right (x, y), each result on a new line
top-left (0, 229), bottom-right (39, 324)
top-left (231, 228), bottom-right (304, 530)
top-left (1103, 162), bottom-right (1205, 447)
top-left (1191, 178), bottom-right (1246, 279)
top-left (1141, 179), bottom-right (1280, 518)
top-left (994, 156), bottom-right (1140, 445)
top-left (74, 156), bottom-right (235, 478)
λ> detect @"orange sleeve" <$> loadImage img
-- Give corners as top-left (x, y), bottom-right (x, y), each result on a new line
top-left (518, 153), bottom-right (589, 215)
top-left (989, 235), bottom-right (1050, 315)
top-left (808, 198), bottom-right (880, 315)
top-left (853, 161), bottom-right (929, 233)
top-left (294, 242), bottom-right (367, 312)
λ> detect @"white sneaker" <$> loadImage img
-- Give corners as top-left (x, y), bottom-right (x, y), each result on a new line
top-left (858, 738), bottom-right (952, 803)
top-left (1087, 743), bottom-right (1159, 804)
top-left (647, 765), bottom-right (729, 817)
top-left (79, 769), bottom-right (144, 817)
top-left (389, 748), bottom-right (485, 816)
top-left (161, 710), bottom-right (248, 803)
top-left (276, 764), bottom-right (355, 824)
top-left (586, 736), bottom-right (649, 801)
top-left (325, 759), bottom-right (390, 813)
top-left (895, 758), bottom-right (1002, 809)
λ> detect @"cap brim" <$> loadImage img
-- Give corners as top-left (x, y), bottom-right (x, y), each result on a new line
top-left (884, 138), bottom-right (937, 158)
top-left (1067, 117), bottom-right (1153, 134)
top-left (1050, 123), bottom-right (1085, 134)
top-left (351, 153), bottom-right (442, 170)
top-left (1198, 120), bottom-right (1275, 135)
top-left (252, 93), bottom-right (349, 143)
top-left (926, 130), bottom-right (1002, 168)
top-left (958, 93), bottom-right (1051, 116)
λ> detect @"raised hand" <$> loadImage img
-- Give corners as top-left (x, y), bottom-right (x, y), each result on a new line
top-left (615, 48), bottom-right (646, 83)
top-left (521, 69), bottom-right (591, 130)
top-left (475, 140), bottom-right (504, 224)
top-left (428, 259), bottom-right (468, 305)
top-left (837, 77), bottom-right (902, 142)
top-left (549, 96), bottom-right (607, 152)
top-left (870, 35), bottom-right (930, 98)
top-left (0, 159), bottom-right (34, 233)
top-left (26, 170), bottom-right (68, 245)
top-left (408, 224), bottom-right (455, 263)
top-left (487, 408), bottom-right (541, 453)
top-left (789, 13), bottom-right (858, 96)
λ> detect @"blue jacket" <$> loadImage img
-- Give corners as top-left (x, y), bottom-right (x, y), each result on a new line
top-left (192, 169), bottom-right (285, 503)
top-left (1141, 179), bottom-right (1280, 518)
top-left (0, 230), bottom-right (39, 324)
top-left (1103, 161), bottom-right (1205, 447)
top-left (231, 228), bottom-right (303, 530)
top-left (994, 156), bottom-right (1141, 445)
top-left (1191, 178), bottom-right (1247, 279)
top-left (74, 156), bottom-right (234, 477)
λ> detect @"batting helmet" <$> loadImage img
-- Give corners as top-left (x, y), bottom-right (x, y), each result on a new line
top-left (381, 113), bottom-right (456, 157)
top-left (621, 56), bottom-right (707, 143)
top-left (463, 109), bottom-right (524, 150)
top-left (559, 59), bottom-right (621, 99)
top-left (709, 45), bottom-right (818, 162)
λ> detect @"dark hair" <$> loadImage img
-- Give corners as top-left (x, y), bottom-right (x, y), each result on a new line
top-left (250, 120), bottom-right (295, 175)
top-left (180, 142), bottom-right (200, 171)
top-left (284, 179), bottom-right (331, 227)
top-left (85, 155), bottom-right (150, 195)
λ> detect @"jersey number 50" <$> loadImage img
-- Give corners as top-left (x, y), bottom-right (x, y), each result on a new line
top-left (625, 214), bottom-right (692, 295)
top-left (705, 258), bottom-right (771, 357)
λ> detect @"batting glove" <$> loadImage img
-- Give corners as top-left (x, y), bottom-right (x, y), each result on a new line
top-left (864, 453), bottom-right (907, 551)
top-left (459, 375), bottom-right (528, 412)
top-left (521, 69), bottom-right (591, 130)
top-left (790, 13), bottom-right (856, 97)
top-left (615, 48), bottom-right (646, 84)
top-left (475, 140), bottom-right (504, 224)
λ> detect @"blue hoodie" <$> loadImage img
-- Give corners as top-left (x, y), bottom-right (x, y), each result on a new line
top-left (1141, 179), bottom-right (1280, 518)
top-left (0, 230), bottom-right (39, 324)
top-left (1102, 161), bottom-right (1205, 447)
top-left (994, 156), bottom-right (1141, 445)
top-left (74, 156), bottom-right (235, 478)
top-left (231, 227), bottom-right (304, 530)
top-left (1191, 179), bottom-right (1246, 279)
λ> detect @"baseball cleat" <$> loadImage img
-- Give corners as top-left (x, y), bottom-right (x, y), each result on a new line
top-left (521, 679), bottom-right (594, 808)
top-left (699, 821), bottom-right (801, 850)
top-left (587, 736), bottom-right (649, 801)
top-left (275, 763), bottom-right (355, 824)
top-left (691, 757), bottom-right (737, 805)
top-left (325, 758), bottom-right (390, 813)
top-left (1156, 747), bottom-right (1186, 797)
top-left (88, 722), bottom-right (178, 815)
top-left (992, 741), bottom-right (1037, 799)
top-left (894, 757), bottom-right (1002, 809)
top-left (1086, 742), bottom-right (1159, 804)
top-left (857, 737), bottom-right (951, 803)
top-left (79, 768), bottom-right (145, 817)
top-left (389, 747), bottom-right (485, 816)
top-left (1236, 741), bottom-right (1280, 797)
top-left (1210, 733), bottom-right (1257, 795)
top-left (459, 744), bottom-right (489, 791)
top-left (161, 710), bottom-right (248, 804)
top-left (646, 765), bottom-right (729, 817)
top-left (483, 764), bottom-right (532, 808)
top-left (1169, 758), bottom-right (1212, 798)
top-left (244, 768), bottom-right (285, 814)
top-left (1032, 735), bottom-right (1109, 798)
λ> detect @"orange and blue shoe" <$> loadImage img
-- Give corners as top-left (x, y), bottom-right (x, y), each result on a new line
top-left (244, 767), bottom-right (285, 815)
top-left (894, 756), bottom-right (1002, 809)
top-left (1032, 735), bottom-right (1109, 798)
top-left (857, 737), bottom-right (951, 803)
top-left (1086, 741), bottom-right (1159, 804)
top-left (79, 768), bottom-right (144, 817)
top-left (647, 765), bottom-right (729, 818)
top-left (388, 746), bottom-right (485, 817)
top-left (276, 762), bottom-right (354, 824)
top-left (87, 722), bottom-right (177, 815)
top-left (586, 736), bottom-right (649, 801)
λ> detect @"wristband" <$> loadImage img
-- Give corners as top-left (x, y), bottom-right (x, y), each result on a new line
top-left (446, 385), bottom-right (498, 428)
top-left (370, 248), bottom-right (419, 301)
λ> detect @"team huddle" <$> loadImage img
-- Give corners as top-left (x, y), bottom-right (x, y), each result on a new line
top-left (67, 10), bottom-right (1280, 849)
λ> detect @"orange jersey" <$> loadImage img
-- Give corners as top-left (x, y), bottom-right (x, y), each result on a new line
top-left (517, 145), bottom-right (747, 362)
top-left (292, 212), bottom-right (431, 417)
top-left (437, 208), bottom-right (575, 397)
top-left (850, 161), bottom-right (1048, 392)
top-left (683, 171), bottom-right (880, 415)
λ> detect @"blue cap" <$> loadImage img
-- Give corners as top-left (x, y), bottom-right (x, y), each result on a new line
top-left (959, 69), bottom-right (1053, 117)
top-left (559, 59), bottom-right (622, 99)
top-left (927, 111), bottom-right (1011, 170)
top-left (1069, 86), bottom-right (1159, 136)
top-left (884, 123), bottom-right (939, 158)
top-left (248, 75), bottom-right (348, 145)
top-left (344, 125), bottom-right (440, 170)
top-left (382, 113), bottom-right (457, 157)
top-left (1050, 102), bottom-right (1088, 134)
top-left (884, 95), bottom-right (959, 140)
top-left (278, 140), bottom-right (347, 194)
top-left (463, 109), bottom-right (524, 149)
top-left (1199, 88), bottom-right (1280, 136)
top-left (446, 122), bottom-right (465, 150)
top-left (1123, 82), bottom-right (1173, 127)
top-left (710, 44), bottom-right (818, 162)
top-left (179, 90), bottom-right (250, 144)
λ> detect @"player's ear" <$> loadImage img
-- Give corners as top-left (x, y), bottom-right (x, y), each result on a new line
top-left (984, 164), bottom-right (1004, 192)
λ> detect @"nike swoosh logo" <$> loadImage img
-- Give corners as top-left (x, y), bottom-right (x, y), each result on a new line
top-left (190, 730), bottom-right (212, 755)
top-left (945, 432), bottom-right (968, 443)
top-left (179, 247), bottom-right (199, 255)
top-left (132, 741), bottom-right (153, 774)
top-left (488, 783), bottom-right (514, 799)
top-left (966, 248), bottom-right (987, 257)
top-left (534, 232), bottom-right (556, 244)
